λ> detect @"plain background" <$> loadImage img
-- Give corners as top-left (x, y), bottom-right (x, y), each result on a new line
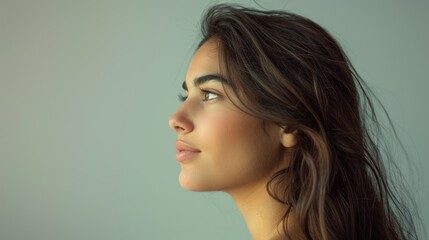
top-left (1, 0), bottom-right (428, 239)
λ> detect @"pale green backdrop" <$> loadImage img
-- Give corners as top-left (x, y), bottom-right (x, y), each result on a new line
top-left (1, 0), bottom-right (428, 239)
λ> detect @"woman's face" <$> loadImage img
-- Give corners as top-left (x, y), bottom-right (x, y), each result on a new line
top-left (168, 38), bottom-right (287, 193)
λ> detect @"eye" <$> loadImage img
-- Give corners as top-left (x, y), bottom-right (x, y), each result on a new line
top-left (202, 90), bottom-right (219, 101)
top-left (177, 90), bottom-right (219, 102)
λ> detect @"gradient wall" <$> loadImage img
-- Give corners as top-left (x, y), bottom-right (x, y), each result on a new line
top-left (1, 0), bottom-right (427, 239)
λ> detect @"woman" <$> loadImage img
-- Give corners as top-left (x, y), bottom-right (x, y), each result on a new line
top-left (168, 3), bottom-right (418, 240)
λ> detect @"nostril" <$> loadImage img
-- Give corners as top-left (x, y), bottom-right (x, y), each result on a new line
top-left (174, 123), bottom-right (187, 133)
top-left (169, 118), bottom-right (184, 133)
top-left (169, 112), bottom-right (193, 133)
top-left (168, 116), bottom-right (180, 130)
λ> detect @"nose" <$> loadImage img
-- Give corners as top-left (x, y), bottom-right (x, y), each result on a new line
top-left (168, 108), bottom-right (193, 134)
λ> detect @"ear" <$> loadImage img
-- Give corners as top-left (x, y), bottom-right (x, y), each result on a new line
top-left (280, 126), bottom-right (297, 148)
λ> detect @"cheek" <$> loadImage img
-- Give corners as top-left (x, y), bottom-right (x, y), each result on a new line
top-left (178, 106), bottom-right (281, 192)
top-left (198, 111), bottom-right (270, 183)
top-left (200, 110), bottom-right (252, 154)
top-left (178, 110), bottom-right (248, 191)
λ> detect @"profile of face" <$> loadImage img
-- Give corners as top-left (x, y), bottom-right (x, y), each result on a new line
top-left (169, 38), bottom-right (296, 193)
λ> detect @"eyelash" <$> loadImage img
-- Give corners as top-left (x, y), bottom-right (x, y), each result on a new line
top-left (178, 93), bottom-right (187, 102)
top-left (178, 89), bottom-right (219, 102)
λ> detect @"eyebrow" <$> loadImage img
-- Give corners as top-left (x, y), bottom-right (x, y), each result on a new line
top-left (182, 73), bottom-right (228, 91)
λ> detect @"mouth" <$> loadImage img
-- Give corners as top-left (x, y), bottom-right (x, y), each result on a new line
top-left (175, 150), bottom-right (200, 162)
top-left (175, 140), bottom-right (201, 162)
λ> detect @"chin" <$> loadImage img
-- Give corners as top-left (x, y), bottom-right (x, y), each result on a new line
top-left (178, 172), bottom-right (220, 192)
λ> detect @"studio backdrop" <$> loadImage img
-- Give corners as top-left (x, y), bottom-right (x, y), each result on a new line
top-left (1, 0), bottom-right (428, 239)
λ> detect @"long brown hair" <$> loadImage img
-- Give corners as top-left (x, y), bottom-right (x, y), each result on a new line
top-left (194, 3), bottom-right (418, 240)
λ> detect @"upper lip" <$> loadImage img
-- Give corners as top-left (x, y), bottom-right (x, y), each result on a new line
top-left (175, 140), bottom-right (201, 153)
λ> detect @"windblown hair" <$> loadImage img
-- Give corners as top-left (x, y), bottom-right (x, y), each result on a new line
top-left (195, 3), bottom-right (418, 240)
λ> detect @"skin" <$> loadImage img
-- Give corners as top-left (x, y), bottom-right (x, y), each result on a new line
top-left (168, 38), bottom-right (297, 240)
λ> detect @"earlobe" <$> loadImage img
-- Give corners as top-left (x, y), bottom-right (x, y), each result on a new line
top-left (280, 127), bottom-right (297, 148)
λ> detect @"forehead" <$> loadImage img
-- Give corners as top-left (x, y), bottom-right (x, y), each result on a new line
top-left (185, 38), bottom-right (222, 84)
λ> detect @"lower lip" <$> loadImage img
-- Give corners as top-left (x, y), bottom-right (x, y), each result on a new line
top-left (176, 151), bottom-right (200, 162)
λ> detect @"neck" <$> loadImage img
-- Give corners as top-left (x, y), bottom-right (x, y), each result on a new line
top-left (226, 178), bottom-right (287, 240)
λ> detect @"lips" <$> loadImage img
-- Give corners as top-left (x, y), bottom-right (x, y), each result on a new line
top-left (175, 140), bottom-right (201, 162)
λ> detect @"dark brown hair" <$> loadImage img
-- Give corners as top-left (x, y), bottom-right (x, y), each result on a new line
top-left (195, 3), bottom-right (419, 240)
